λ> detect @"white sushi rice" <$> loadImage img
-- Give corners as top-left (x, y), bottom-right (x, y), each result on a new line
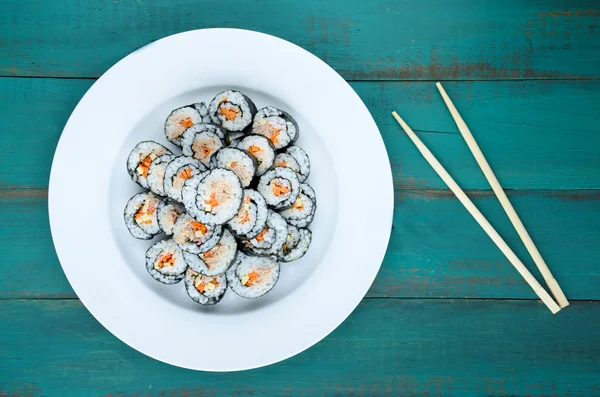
top-left (124, 192), bottom-right (162, 238)
top-left (236, 135), bottom-right (275, 176)
top-left (212, 147), bottom-right (256, 187)
top-left (163, 156), bottom-right (205, 202)
top-left (164, 106), bottom-right (203, 146)
top-left (183, 229), bottom-right (237, 276)
top-left (145, 239), bottom-right (187, 284)
top-left (284, 145), bottom-right (310, 182)
top-left (227, 252), bottom-right (280, 299)
top-left (157, 200), bottom-right (186, 236)
top-left (278, 190), bottom-right (314, 220)
top-left (184, 268), bottom-right (227, 305)
top-left (252, 106), bottom-right (297, 149)
top-left (194, 168), bottom-right (243, 225)
top-left (278, 228), bottom-right (311, 262)
top-left (181, 124), bottom-right (224, 167)
top-left (257, 167), bottom-right (300, 209)
top-left (209, 90), bottom-right (255, 131)
top-left (126, 141), bottom-right (170, 188)
top-left (193, 102), bottom-right (213, 123)
top-left (227, 189), bottom-right (268, 238)
top-left (172, 213), bottom-right (223, 254)
top-left (146, 154), bottom-right (175, 196)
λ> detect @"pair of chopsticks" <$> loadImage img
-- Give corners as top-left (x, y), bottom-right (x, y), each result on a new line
top-left (392, 82), bottom-right (568, 314)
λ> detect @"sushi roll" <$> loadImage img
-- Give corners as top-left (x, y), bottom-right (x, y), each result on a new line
top-left (124, 192), bottom-right (162, 239)
top-left (227, 189), bottom-right (269, 240)
top-left (184, 268), bottom-right (227, 305)
top-left (146, 154), bottom-right (175, 196)
top-left (172, 213), bottom-right (223, 254)
top-left (183, 229), bottom-right (237, 276)
top-left (257, 167), bottom-right (300, 209)
top-left (242, 210), bottom-right (288, 256)
top-left (194, 168), bottom-right (243, 225)
top-left (126, 141), bottom-right (170, 188)
top-left (251, 106), bottom-right (298, 149)
top-left (274, 145), bottom-right (310, 182)
top-left (225, 131), bottom-right (245, 146)
top-left (181, 124), bottom-right (225, 167)
top-left (278, 227), bottom-right (312, 262)
top-left (236, 135), bottom-right (275, 176)
top-left (281, 183), bottom-right (317, 228)
top-left (226, 252), bottom-right (280, 299)
top-left (193, 102), bottom-right (213, 123)
top-left (163, 156), bottom-right (206, 202)
top-left (157, 199), bottom-right (186, 236)
top-left (164, 105), bottom-right (203, 147)
top-left (208, 90), bottom-right (257, 132)
top-left (145, 239), bottom-right (187, 284)
top-left (211, 147), bottom-right (256, 188)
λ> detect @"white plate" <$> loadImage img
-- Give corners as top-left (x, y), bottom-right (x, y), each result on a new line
top-left (49, 29), bottom-right (393, 371)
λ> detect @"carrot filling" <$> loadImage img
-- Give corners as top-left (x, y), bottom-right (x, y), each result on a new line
top-left (275, 161), bottom-right (287, 167)
top-left (272, 181), bottom-right (290, 196)
top-left (136, 155), bottom-right (154, 177)
top-left (156, 253), bottom-right (174, 269)
top-left (220, 107), bottom-right (239, 120)
top-left (177, 167), bottom-right (192, 180)
top-left (194, 276), bottom-right (219, 293)
top-left (291, 197), bottom-right (304, 211)
top-left (269, 127), bottom-right (281, 145)
top-left (191, 221), bottom-right (208, 237)
top-left (180, 117), bottom-right (194, 129)
top-left (205, 192), bottom-right (220, 209)
top-left (247, 145), bottom-right (262, 155)
top-left (134, 200), bottom-right (157, 225)
top-left (255, 227), bottom-right (268, 242)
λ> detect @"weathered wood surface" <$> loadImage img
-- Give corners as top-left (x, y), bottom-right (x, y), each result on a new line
top-left (0, 0), bottom-right (598, 80)
top-left (2, 78), bottom-right (600, 190)
top-left (1, 299), bottom-right (599, 397)
top-left (2, 188), bottom-right (599, 300)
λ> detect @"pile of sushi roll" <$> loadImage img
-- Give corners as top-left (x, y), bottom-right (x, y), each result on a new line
top-left (124, 90), bottom-right (315, 305)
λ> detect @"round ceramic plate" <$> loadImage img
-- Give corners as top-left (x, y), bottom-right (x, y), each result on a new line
top-left (49, 29), bottom-right (393, 371)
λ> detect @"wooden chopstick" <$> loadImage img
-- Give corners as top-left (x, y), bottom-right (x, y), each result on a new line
top-left (391, 111), bottom-right (561, 314)
top-left (435, 82), bottom-right (569, 308)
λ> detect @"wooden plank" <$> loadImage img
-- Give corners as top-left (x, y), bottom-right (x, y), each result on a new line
top-left (1, 299), bottom-right (598, 396)
top-left (3, 188), bottom-right (599, 300)
top-left (2, 77), bottom-right (600, 189)
top-left (0, 0), bottom-right (598, 80)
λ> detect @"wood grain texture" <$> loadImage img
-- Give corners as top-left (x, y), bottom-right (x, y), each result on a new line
top-left (3, 188), bottom-right (599, 300)
top-left (0, 0), bottom-right (598, 80)
top-left (1, 299), bottom-right (599, 396)
top-left (2, 78), bottom-right (600, 189)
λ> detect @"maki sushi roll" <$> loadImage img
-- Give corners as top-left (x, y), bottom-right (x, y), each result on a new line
top-left (172, 213), bottom-right (223, 254)
top-left (227, 189), bottom-right (269, 240)
top-left (281, 183), bottom-right (316, 228)
top-left (181, 124), bottom-right (226, 167)
top-left (124, 192), bottom-right (162, 239)
top-left (227, 252), bottom-right (280, 299)
top-left (257, 167), bottom-right (300, 209)
top-left (242, 210), bottom-right (288, 256)
top-left (194, 168), bottom-right (243, 225)
top-left (274, 145), bottom-right (310, 182)
top-left (145, 239), bottom-right (187, 284)
top-left (157, 199), bottom-right (186, 236)
top-left (277, 227), bottom-right (312, 262)
top-left (183, 229), bottom-right (237, 276)
top-left (126, 141), bottom-right (170, 188)
top-left (164, 105), bottom-right (204, 147)
top-left (146, 154), bottom-right (175, 196)
top-left (184, 268), bottom-right (227, 305)
top-left (163, 156), bottom-right (206, 202)
top-left (208, 90), bottom-right (257, 132)
top-left (236, 135), bottom-right (275, 176)
top-left (252, 106), bottom-right (298, 149)
top-left (181, 173), bottom-right (207, 220)
top-left (211, 147), bottom-right (256, 187)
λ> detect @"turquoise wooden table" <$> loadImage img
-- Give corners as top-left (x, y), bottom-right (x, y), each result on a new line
top-left (1, 1), bottom-right (599, 395)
